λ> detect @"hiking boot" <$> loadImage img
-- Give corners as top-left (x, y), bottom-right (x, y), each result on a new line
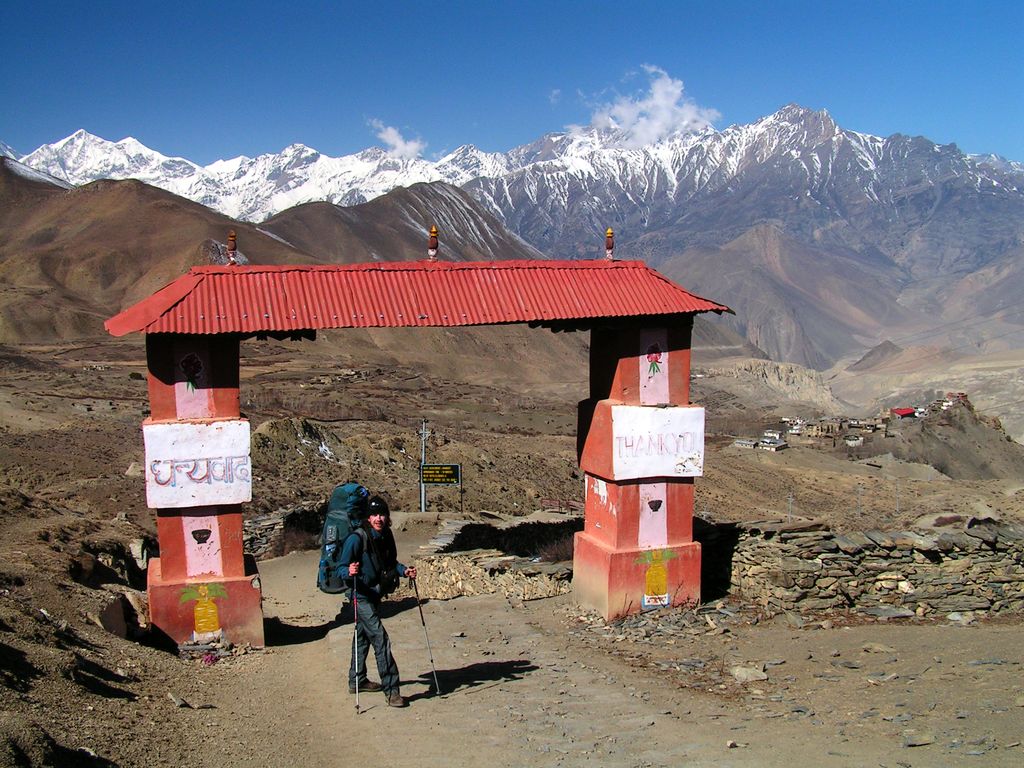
top-left (348, 679), bottom-right (383, 694)
top-left (385, 690), bottom-right (407, 708)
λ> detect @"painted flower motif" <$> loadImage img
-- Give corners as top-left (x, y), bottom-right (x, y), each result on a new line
top-left (180, 353), bottom-right (203, 392)
top-left (646, 344), bottom-right (663, 376)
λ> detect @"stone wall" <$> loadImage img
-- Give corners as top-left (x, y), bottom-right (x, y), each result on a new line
top-left (243, 501), bottom-right (323, 560)
top-left (729, 519), bottom-right (1024, 616)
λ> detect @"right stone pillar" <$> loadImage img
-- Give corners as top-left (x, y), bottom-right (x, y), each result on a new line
top-left (574, 319), bottom-right (704, 620)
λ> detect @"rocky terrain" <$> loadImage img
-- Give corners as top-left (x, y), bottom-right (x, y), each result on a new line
top-left (1, 337), bottom-right (1022, 766)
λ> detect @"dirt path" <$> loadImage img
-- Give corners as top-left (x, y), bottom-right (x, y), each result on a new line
top-left (194, 550), bottom-right (750, 768)
top-left (167, 543), bottom-right (1022, 768)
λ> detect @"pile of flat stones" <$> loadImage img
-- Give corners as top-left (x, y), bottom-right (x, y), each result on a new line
top-left (568, 600), bottom-right (759, 645)
top-left (730, 517), bottom-right (1024, 616)
top-left (411, 519), bottom-right (573, 601)
top-left (412, 551), bottom-right (572, 601)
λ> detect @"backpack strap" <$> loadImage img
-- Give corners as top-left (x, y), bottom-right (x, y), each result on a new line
top-left (347, 527), bottom-right (369, 556)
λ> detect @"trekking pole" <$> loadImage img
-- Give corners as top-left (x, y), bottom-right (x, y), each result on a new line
top-left (411, 577), bottom-right (441, 695)
top-left (352, 576), bottom-right (360, 714)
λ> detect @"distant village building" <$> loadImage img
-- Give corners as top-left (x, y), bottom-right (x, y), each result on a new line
top-left (786, 418), bottom-right (806, 435)
top-left (733, 438), bottom-right (758, 449)
top-left (757, 437), bottom-right (788, 452)
top-left (763, 429), bottom-right (782, 440)
top-left (843, 434), bottom-right (864, 447)
top-left (940, 392), bottom-right (970, 410)
top-left (890, 407), bottom-right (916, 420)
top-left (848, 418), bottom-right (881, 432)
top-left (808, 419), bottom-right (843, 437)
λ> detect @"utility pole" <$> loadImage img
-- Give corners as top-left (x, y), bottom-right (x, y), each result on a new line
top-left (419, 419), bottom-right (430, 516)
top-left (895, 478), bottom-right (900, 515)
top-left (787, 491), bottom-right (794, 520)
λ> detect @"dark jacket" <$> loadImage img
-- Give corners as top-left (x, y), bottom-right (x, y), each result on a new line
top-left (339, 525), bottom-right (407, 601)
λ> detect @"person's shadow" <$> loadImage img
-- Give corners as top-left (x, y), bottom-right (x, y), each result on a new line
top-left (264, 596), bottom-right (420, 646)
top-left (380, 596), bottom-right (419, 619)
top-left (263, 615), bottom-right (344, 646)
top-left (404, 659), bottom-right (538, 701)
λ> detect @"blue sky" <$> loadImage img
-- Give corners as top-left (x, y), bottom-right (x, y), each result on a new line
top-left (4, 0), bottom-right (1022, 164)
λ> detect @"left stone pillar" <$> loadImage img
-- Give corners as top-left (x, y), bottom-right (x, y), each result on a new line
top-left (143, 334), bottom-right (264, 648)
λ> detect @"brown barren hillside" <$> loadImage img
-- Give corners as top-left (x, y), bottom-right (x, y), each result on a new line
top-left (0, 165), bottom-right (752, 388)
top-left (262, 182), bottom-right (546, 264)
top-left (881, 401), bottom-right (1024, 481)
top-left (658, 224), bottom-right (919, 369)
top-left (0, 159), bottom-right (319, 342)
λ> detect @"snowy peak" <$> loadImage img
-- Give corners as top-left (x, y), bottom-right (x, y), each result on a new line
top-left (768, 103), bottom-right (837, 130)
top-left (21, 129), bottom-right (203, 186)
top-left (9, 104), bottom-right (1021, 229)
top-left (969, 153), bottom-right (1024, 178)
top-left (435, 145), bottom-right (511, 184)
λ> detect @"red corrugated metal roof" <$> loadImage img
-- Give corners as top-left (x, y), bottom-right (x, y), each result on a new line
top-left (105, 260), bottom-right (730, 337)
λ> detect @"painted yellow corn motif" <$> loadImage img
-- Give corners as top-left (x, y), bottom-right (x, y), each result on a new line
top-left (180, 582), bottom-right (228, 636)
top-left (636, 548), bottom-right (676, 609)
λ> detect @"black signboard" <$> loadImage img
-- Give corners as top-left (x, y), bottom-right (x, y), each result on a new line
top-left (420, 464), bottom-right (461, 485)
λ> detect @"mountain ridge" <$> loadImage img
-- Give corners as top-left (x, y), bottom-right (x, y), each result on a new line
top-left (9, 105), bottom-right (1024, 373)
top-left (17, 106), bottom-right (1022, 226)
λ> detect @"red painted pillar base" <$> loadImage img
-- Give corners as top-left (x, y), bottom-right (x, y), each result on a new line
top-left (573, 532), bottom-right (700, 620)
top-left (148, 557), bottom-right (265, 648)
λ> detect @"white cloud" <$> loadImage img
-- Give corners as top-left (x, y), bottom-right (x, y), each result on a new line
top-left (368, 119), bottom-right (426, 159)
top-left (575, 65), bottom-right (719, 148)
top-left (549, 88), bottom-right (562, 105)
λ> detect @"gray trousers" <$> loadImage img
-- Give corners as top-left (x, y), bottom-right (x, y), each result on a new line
top-left (349, 596), bottom-right (400, 692)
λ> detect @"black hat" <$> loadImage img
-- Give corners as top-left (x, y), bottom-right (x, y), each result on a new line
top-left (367, 496), bottom-right (390, 516)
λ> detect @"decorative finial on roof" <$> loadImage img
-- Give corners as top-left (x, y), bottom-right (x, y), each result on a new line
top-left (605, 227), bottom-right (614, 261)
top-left (226, 230), bottom-right (238, 266)
top-left (428, 225), bottom-right (439, 262)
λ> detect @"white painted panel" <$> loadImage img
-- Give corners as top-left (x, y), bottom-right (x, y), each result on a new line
top-left (610, 405), bottom-right (704, 480)
top-left (143, 420), bottom-right (251, 508)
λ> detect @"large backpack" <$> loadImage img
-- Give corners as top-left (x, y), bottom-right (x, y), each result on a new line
top-left (316, 482), bottom-right (369, 594)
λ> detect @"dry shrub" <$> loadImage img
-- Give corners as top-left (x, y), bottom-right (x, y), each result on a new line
top-left (536, 531), bottom-right (575, 563)
top-left (281, 526), bottom-right (319, 555)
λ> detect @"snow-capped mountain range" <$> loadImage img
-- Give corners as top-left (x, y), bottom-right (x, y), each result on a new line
top-left (15, 105), bottom-right (1022, 234)
top-left (17, 130), bottom-right (510, 222)
top-left (7, 105), bottom-right (1024, 384)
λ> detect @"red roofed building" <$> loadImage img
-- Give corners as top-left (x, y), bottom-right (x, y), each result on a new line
top-left (107, 256), bottom-right (730, 640)
top-left (890, 407), bottom-right (917, 419)
top-left (105, 260), bottom-right (728, 336)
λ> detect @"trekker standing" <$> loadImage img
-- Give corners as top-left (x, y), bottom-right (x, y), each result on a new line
top-left (340, 495), bottom-right (417, 708)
